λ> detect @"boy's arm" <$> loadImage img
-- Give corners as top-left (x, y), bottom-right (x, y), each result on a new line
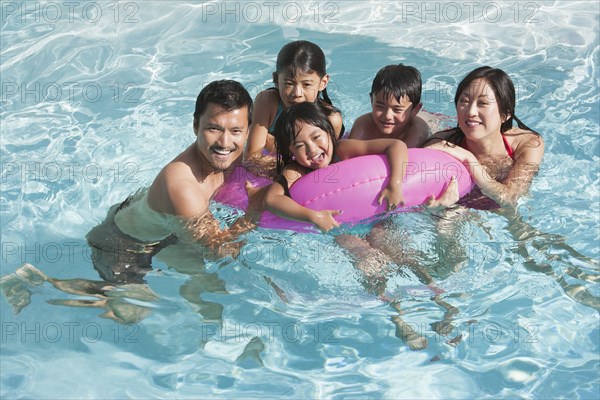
top-left (245, 90), bottom-right (276, 158)
top-left (336, 139), bottom-right (408, 209)
top-left (264, 168), bottom-right (341, 232)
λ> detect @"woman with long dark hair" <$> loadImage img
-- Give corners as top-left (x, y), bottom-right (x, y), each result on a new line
top-left (425, 66), bottom-right (544, 208)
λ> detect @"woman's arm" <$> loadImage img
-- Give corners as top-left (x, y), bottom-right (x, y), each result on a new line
top-left (426, 133), bottom-right (544, 208)
top-left (486, 133), bottom-right (544, 206)
top-left (263, 167), bottom-right (341, 232)
top-left (337, 138), bottom-right (408, 210)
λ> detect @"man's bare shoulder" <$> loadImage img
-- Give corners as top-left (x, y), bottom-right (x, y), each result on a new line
top-left (148, 148), bottom-right (210, 217)
top-left (160, 147), bottom-right (199, 184)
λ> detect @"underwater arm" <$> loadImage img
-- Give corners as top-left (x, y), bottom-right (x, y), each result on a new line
top-left (184, 182), bottom-right (266, 259)
top-left (461, 137), bottom-right (544, 208)
top-left (484, 134), bottom-right (545, 207)
top-left (163, 169), bottom-right (264, 257)
top-left (184, 208), bottom-right (258, 259)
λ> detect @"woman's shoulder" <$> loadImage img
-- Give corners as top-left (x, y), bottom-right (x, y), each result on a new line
top-left (504, 126), bottom-right (542, 139)
top-left (505, 127), bottom-right (544, 151)
top-left (504, 128), bottom-right (544, 162)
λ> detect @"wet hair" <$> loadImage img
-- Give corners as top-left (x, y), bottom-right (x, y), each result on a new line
top-left (435, 66), bottom-right (539, 146)
top-left (272, 40), bottom-right (336, 108)
top-left (193, 79), bottom-right (253, 124)
top-left (273, 102), bottom-right (338, 174)
top-left (370, 64), bottom-right (422, 106)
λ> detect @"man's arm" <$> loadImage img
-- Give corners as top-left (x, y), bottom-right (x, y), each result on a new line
top-left (149, 162), bottom-right (264, 258)
top-left (183, 183), bottom-right (266, 258)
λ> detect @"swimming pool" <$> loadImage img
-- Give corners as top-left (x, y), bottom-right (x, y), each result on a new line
top-left (1, 1), bottom-right (598, 398)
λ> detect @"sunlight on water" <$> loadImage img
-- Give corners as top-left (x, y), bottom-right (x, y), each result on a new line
top-left (1, 1), bottom-right (598, 399)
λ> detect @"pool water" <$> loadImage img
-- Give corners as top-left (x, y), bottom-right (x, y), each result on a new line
top-left (1, 1), bottom-right (598, 398)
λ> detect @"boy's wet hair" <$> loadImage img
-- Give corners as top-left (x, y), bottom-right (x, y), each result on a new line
top-left (194, 80), bottom-right (253, 124)
top-left (272, 40), bottom-right (336, 109)
top-left (370, 64), bottom-right (422, 106)
top-left (273, 102), bottom-right (338, 174)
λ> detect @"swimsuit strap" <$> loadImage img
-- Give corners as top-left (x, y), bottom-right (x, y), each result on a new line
top-left (275, 174), bottom-right (291, 198)
top-left (461, 134), bottom-right (515, 159)
top-left (501, 134), bottom-right (515, 159)
top-left (268, 88), bottom-right (284, 134)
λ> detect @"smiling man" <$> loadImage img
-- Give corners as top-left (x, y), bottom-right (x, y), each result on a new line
top-left (87, 80), bottom-right (264, 284)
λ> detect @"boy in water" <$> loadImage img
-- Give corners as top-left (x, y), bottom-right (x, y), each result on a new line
top-left (343, 64), bottom-right (450, 349)
top-left (348, 64), bottom-right (431, 148)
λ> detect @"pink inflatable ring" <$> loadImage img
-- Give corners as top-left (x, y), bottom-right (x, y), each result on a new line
top-left (213, 148), bottom-right (474, 232)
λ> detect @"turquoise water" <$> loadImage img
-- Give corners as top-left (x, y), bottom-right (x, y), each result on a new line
top-left (1, 1), bottom-right (599, 398)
